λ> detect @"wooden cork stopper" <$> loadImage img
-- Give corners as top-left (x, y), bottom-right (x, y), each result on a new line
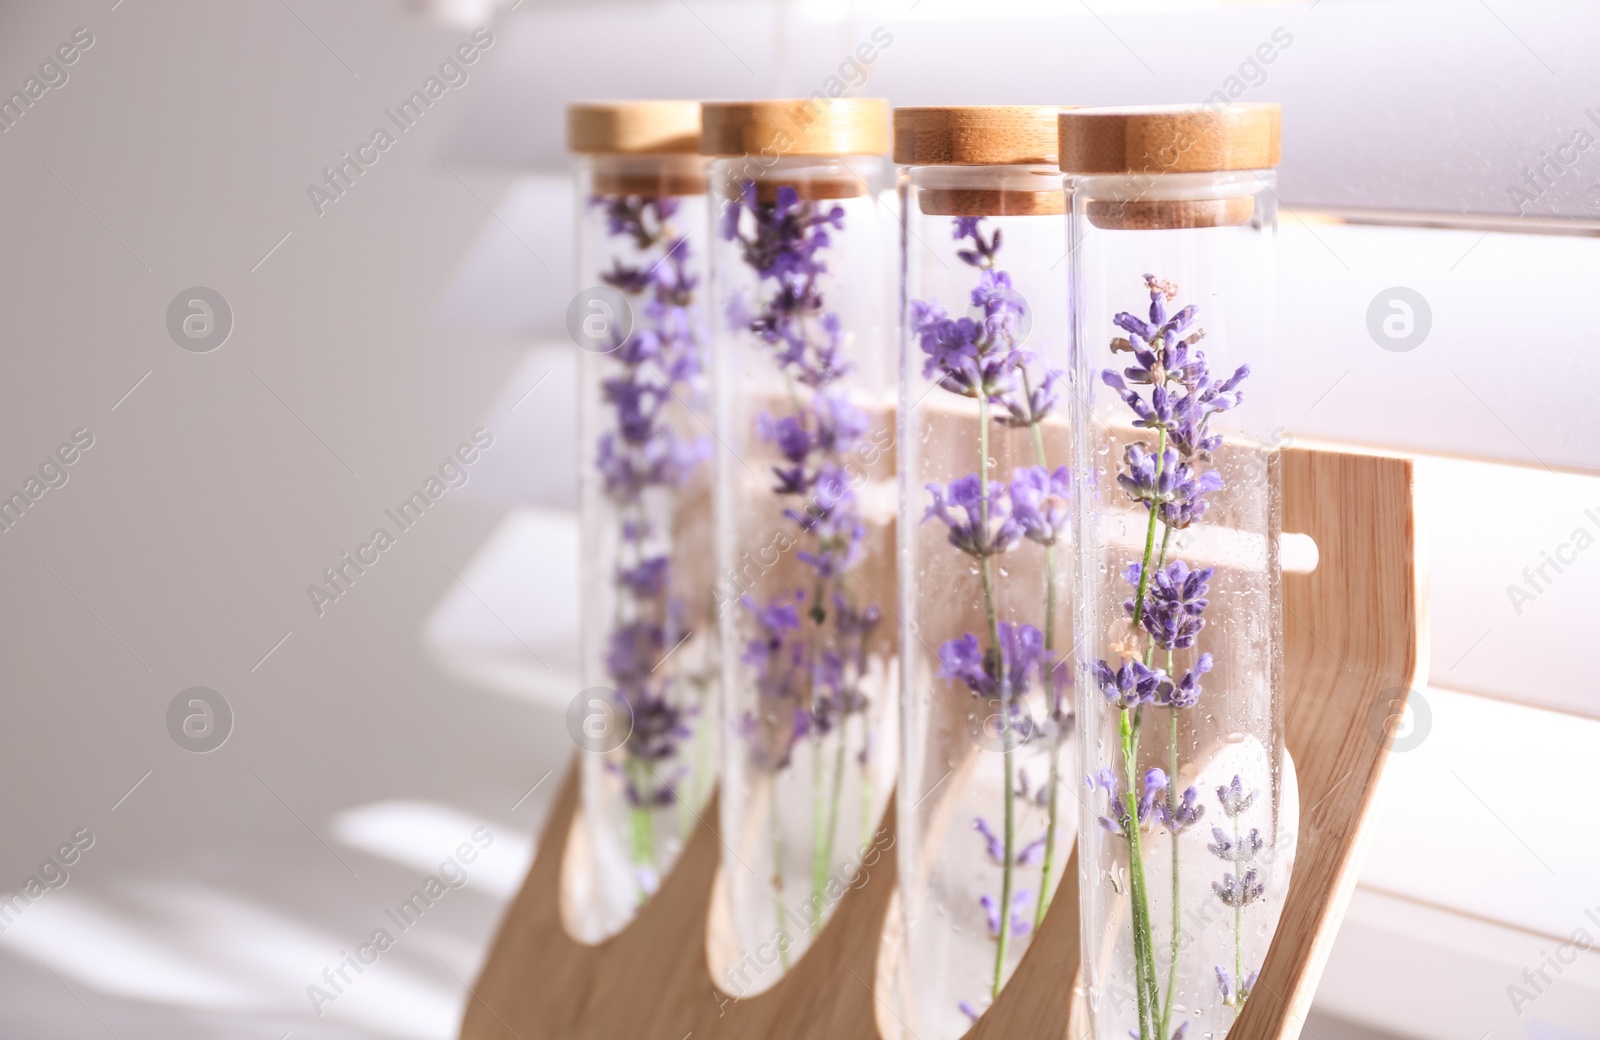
top-left (590, 163), bottom-right (705, 199)
top-left (918, 188), bottom-right (1063, 217)
top-left (894, 105), bottom-right (1067, 166)
top-left (1085, 196), bottom-right (1257, 229)
top-left (567, 100), bottom-right (702, 155)
top-left (700, 98), bottom-right (890, 158)
top-left (1061, 104), bottom-right (1278, 229)
top-left (1058, 103), bottom-right (1281, 176)
top-left (724, 177), bottom-right (868, 202)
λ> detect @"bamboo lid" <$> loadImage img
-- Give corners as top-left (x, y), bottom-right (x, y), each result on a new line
top-left (1058, 103), bottom-right (1281, 175)
top-left (567, 100), bottom-right (702, 155)
top-left (918, 188), bottom-right (1064, 217)
top-left (700, 98), bottom-right (890, 158)
top-left (894, 106), bottom-right (1068, 166)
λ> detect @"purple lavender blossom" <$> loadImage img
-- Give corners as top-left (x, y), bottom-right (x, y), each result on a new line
top-left (1124, 561), bottom-right (1214, 652)
top-left (938, 621), bottom-right (1045, 701)
top-left (1010, 465), bottom-right (1071, 546)
top-left (908, 217), bottom-right (1061, 421)
top-left (980, 890), bottom-right (1034, 940)
top-left (1113, 442), bottom-right (1224, 531)
top-left (723, 181), bottom-right (882, 785)
top-left (1207, 825), bottom-right (1264, 863)
top-left (1212, 869), bottom-right (1265, 908)
top-left (1091, 767), bottom-right (1168, 836)
top-left (617, 556), bottom-right (670, 598)
top-left (620, 689), bottom-right (694, 808)
top-left (924, 474), bottom-right (1022, 558)
top-left (995, 368), bottom-right (1062, 430)
top-left (918, 216), bottom-right (1074, 1016)
top-left (1092, 658), bottom-right (1171, 710)
top-left (607, 621), bottom-right (665, 687)
top-left (1159, 786), bottom-right (1205, 834)
top-left (1217, 775), bottom-right (1257, 817)
top-left (812, 593), bottom-right (880, 734)
top-left (974, 818), bottom-right (1048, 868)
top-left (1216, 966), bottom-right (1259, 1006)
top-left (735, 591), bottom-right (813, 772)
top-left (591, 192), bottom-right (712, 826)
top-left (1097, 275), bottom-right (1262, 1036)
top-left (1161, 654), bottom-right (1212, 709)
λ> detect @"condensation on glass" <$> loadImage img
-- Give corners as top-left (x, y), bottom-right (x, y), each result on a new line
top-left (1063, 104), bottom-right (1299, 1040)
top-left (567, 101), bottom-right (719, 944)
top-left (892, 106), bottom-right (1079, 1040)
top-left (703, 98), bottom-right (899, 995)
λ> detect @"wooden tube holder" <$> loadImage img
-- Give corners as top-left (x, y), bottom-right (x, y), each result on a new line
top-left (461, 445), bottom-right (1424, 1040)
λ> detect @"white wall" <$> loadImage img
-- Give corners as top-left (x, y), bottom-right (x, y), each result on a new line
top-left (0, 1), bottom-right (564, 1036)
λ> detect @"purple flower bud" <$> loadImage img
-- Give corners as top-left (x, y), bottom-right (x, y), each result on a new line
top-left (1217, 774), bottom-right (1257, 817)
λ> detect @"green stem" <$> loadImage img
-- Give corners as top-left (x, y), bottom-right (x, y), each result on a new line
top-left (1129, 428), bottom-right (1168, 630)
top-left (976, 393), bottom-right (1019, 1002)
top-left (1234, 809), bottom-right (1243, 1003)
top-left (1122, 710), bottom-right (1160, 1040)
top-left (994, 695), bottom-right (1017, 1001)
top-left (860, 716), bottom-right (874, 850)
top-left (1025, 403), bottom-right (1062, 932)
top-left (821, 719), bottom-right (848, 910)
top-left (1123, 429), bottom-right (1175, 1039)
top-left (772, 781), bottom-right (791, 971)
top-left (1160, 704), bottom-right (1180, 1037)
top-left (810, 734), bottom-right (827, 932)
top-left (625, 761), bottom-right (657, 905)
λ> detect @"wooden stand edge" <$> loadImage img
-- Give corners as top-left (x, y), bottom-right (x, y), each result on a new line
top-left (461, 445), bottom-right (1424, 1040)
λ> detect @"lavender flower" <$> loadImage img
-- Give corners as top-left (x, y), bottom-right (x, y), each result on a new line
top-left (1092, 767), bottom-right (1168, 836)
top-left (1010, 465), bottom-right (1071, 546)
top-left (916, 216), bottom-right (1073, 1013)
top-left (1160, 654), bottom-right (1213, 709)
top-left (1213, 869), bottom-right (1265, 908)
top-left (1092, 658), bottom-right (1171, 710)
top-left (1159, 786), bottom-right (1205, 834)
top-left (591, 193), bottom-right (713, 875)
top-left (995, 368), bottom-right (1062, 429)
top-left (1216, 966), bottom-right (1259, 1007)
top-left (1113, 442), bottom-right (1224, 531)
top-left (980, 890), bottom-right (1034, 939)
top-left (1208, 826), bottom-right (1264, 863)
top-left (724, 180), bottom-right (879, 768)
top-left (974, 818), bottom-right (1048, 867)
top-left (924, 474), bottom-right (1022, 558)
top-left (938, 622), bottom-right (1045, 701)
top-left (1098, 276), bottom-right (1260, 1038)
top-left (1127, 561), bottom-right (1214, 651)
top-left (1217, 775), bottom-right (1257, 817)
top-left (908, 218), bottom-right (1061, 423)
top-left (812, 593), bottom-right (879, 734)
top-left (606, 621), bottom-right (664, 688)
top-left (617, 556), bottom-right (670, 598)
top-left (974, 817), bottom-right (1006, 864)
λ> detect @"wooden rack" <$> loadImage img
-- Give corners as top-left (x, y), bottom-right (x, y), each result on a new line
top-left (461, 445), bottom-right (1424, 1040)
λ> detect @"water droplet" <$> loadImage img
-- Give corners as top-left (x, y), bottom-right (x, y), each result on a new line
top-left (1225, 731), bottom-right (1246, 743)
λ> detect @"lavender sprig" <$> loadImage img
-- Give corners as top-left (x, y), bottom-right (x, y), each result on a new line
top-left (1212, 773), bottom-right (1263, 1012)
top-left (590, 193), bottom-right (713, 897)
top-left (915, 217), bottom-right (1072, 1015)
top-left (723, 182), bottom-right (880, 941)
top-left (1088, 276), bottom-right (1251, 1040)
